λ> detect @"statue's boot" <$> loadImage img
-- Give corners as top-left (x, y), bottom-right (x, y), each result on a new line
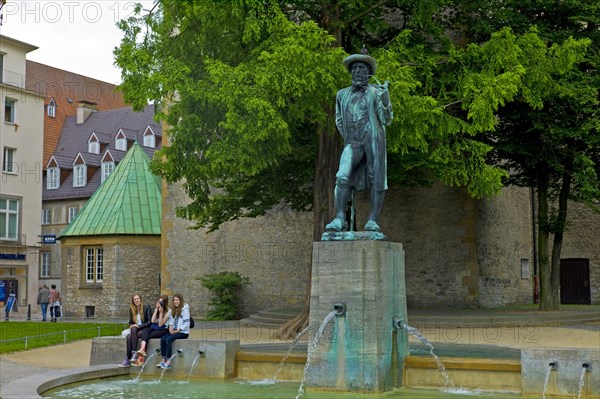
top-left (364, 189), bottom-right (385, 232)
top-left (325, 217), bottom-right (347, 232)
top-left (325, 184), bottom-right (351, 231)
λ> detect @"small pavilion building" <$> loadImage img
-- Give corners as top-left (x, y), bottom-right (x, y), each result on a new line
top-left (59, 143), bottom-right (161, 318)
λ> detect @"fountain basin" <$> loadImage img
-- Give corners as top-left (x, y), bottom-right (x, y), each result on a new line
top-left (3, 338), bottom-right (599, 398)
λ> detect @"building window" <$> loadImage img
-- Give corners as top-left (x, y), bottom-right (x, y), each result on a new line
top-left (68, 207), bottom-right (79, 223)
top-left (4, 98), bottom-right (16, 123)
top-left (101, 161), bottom-right (115, 183)
top-left (115, 131), bottom-right (127, 151)
top-left (85, 247), bottom-right (104, 283)
top-left (73, 164), bottom-right (87, 187)
top-left (0, 197), bottom-right (19, 240)
top-left (143, 132), bottom-right (155, 148)
top-left (115, 137), bottom-right (127, 151)
top-left (2, 147), bottom-right (15, 173)
top-left (40, 252), bottom-right (50, 277)
top-left (47, 167), bottom-right (60, 189)
top-left (42, 209), bottom-right (51, 225)
top-left (47, 99), bottom-right (56, 118)
top-left (88, 135), bottom-right (100, 154)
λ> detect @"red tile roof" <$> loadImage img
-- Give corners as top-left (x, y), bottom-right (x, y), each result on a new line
top-left (25, 60), bottom-right (127, 166)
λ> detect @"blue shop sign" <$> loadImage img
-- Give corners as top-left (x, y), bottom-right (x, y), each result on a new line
top-left (43, 235), bottom-right (57, 244)
top-left (0, 253), bottom-right (26, 260)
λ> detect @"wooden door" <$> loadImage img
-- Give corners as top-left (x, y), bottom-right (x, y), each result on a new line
top-left (560, 258), bottom-right (591, 304)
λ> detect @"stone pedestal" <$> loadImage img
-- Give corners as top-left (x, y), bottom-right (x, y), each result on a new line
top-left (306, 240), bottom-right (408, 392)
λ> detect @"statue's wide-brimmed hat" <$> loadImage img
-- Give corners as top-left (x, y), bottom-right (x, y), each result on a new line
top-left (342, 53), bottom-right (377, 75)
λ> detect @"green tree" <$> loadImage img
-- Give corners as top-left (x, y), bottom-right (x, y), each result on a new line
top-left (114, 0), bottom-right (590, 335)
top-left (453, 0), bottom-right (600, 310)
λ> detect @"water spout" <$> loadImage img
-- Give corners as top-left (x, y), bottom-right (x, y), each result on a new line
top-left (186, 350), bottom-right (205, 383)
top-left (158, 353), bottom-right (179, 382)
top-left (333, 302), bottom-right (346, 317)
top-left (272, 325), bottom-right (309, 381)
top-left (134, 350), bottom-right (158, 381)
top-left (582, 362), bottom-right (591, 372)
top-left (401, 321), bottom-right (453, 388)
top-left (296, 310), bottom-right (337, 399)
top-left (542, 361), bottom-right (557, 399)
top-left (577, 362), bottom-right (592, 399)
top-left (392, 316), bottom-right (403, 331)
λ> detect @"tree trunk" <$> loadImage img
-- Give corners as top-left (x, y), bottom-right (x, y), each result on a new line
top-left (274, 5), bottom-right (343, 340)
top-left (549, 156), bottom-right (574, 309)
top-left (273, 110), bottom-right (341, 340)
top-left (537, 170), bottom-right (555, 310)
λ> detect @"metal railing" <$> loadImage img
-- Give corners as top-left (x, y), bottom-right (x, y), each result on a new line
top-left (0, 68), bottom-right (26, 88)
top-left (0, 325), bottom-right (122, 350)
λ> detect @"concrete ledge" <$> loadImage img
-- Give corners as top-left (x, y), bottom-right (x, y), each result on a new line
top-left (404, 356), bottom-right (521, 392)
top-left (0, 365), bottom-right (129, 399)
top-left (405, 356), bottom-right (521, 372)
top-left (90, 337), bottom-right (239, 379)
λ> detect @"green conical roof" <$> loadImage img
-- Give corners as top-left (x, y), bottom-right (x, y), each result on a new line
top-left (60, 143), bottom-right (161, 237)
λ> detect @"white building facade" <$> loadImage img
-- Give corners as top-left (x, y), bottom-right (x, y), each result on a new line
top-left (0, 35), bottom-right (44, 310)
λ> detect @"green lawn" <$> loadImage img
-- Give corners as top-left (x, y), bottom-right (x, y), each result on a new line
top-left (0, 321), bottom-right (125, 354)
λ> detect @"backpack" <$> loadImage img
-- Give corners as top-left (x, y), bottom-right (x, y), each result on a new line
top-left (189, 316), bottom-right (195, 329)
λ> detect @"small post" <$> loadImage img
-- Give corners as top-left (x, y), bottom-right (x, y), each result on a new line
top-left (63, 331), bottom-right (67, 343)
top-left (24, 336), bottom-right (28, 350)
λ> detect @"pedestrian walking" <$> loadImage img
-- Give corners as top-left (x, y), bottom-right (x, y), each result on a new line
top-left (49, 284), bottom-right (61, 322)
top-left (37, 284), bottom-right (50, 321)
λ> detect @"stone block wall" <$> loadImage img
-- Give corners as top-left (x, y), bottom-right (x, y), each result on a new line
top-left (163, 179), bottom-right (600, 313)
top-left (476, 187), bottom-right (535, 307)
top-left (61, 236), bottom-right (161, 318)
top-left (366, 183), bottom-right (481, 308)
top-left (162, 183), bottom-right (313, 318)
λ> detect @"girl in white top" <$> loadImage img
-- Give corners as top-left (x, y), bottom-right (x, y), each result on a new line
top-left (157, 293), bottom-right (190, 369)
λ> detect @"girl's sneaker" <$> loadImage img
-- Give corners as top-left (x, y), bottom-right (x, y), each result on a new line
top-left (132, 356), bottom-right (145, 366)
top-left (118, 359), bottom-right (131, 368)
top-left (162, 363), bottom-right (172, 369)
top-left (136, 349), bottom-right (147, 357)
top-left (156, 361), bottom-right (166, 368)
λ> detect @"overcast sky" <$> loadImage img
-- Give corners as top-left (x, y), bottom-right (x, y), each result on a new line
top-left (0, 1), bottom-right (155, 84)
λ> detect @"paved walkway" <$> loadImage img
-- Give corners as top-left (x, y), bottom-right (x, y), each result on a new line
top-left (1, 307), bottom-right (599, 390)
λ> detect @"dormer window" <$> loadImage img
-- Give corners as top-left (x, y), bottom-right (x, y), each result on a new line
top-left (47, 167), bottom-right (60, 189)
top-left (143, 126), bottom-right (156, 148)
top-left (47, 98), bottom-right (56, 118)
top-left (115, 130), bottom-right (127, 151)
top-left (100, 150), bottom-right (115, 183)
top-left (73, 154), bottom-right (87, 187)
top-left (88, 133), bottom-right (100, 154)
top-left (101, 161), bottom-right (115, 183)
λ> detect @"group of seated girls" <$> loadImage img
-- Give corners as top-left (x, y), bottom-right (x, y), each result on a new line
top-left (119, 293), bottom-right (191, 369)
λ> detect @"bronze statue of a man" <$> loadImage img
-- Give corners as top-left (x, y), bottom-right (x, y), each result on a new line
top-left (325, 50), bottom-right (393, 233)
